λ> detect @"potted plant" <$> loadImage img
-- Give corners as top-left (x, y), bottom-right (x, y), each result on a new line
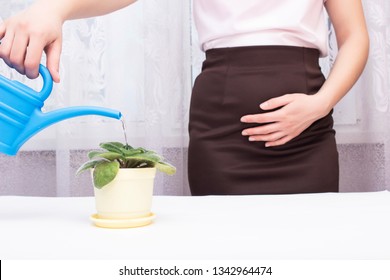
top-left (77, 141), bottom-right (176, 228)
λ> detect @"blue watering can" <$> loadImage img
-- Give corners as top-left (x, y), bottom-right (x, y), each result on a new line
top-left (0, 64), bottom-right (122, 155)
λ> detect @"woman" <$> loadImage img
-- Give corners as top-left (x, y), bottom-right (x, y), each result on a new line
top-left (0, 0), bottom-right (369, 195)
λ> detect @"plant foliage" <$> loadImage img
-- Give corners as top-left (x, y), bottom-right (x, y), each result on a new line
top-left (77, 142), bottom-right (176, 189)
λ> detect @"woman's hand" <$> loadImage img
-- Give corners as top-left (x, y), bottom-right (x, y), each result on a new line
top-left (240, 0), bottom-right (369, 148)
top-left (0, 2), bottom-right (64, 82)
top-left (240, 93), bottom-right (331, 147)
top-left (0, 0), bottom-right (137, 83)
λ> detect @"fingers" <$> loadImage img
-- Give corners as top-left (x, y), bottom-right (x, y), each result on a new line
top-left (24, 38), bottom-right (45, 79)
top-left (45, 39), bottom-right (62, 83)
top-left (240, 94), bottom-right (300, 147)
top-left (25, 39), bottom-right (62, 82)
top-left (240, 111), bottom-right (281, 124)
top-left (248, 131), bottom-right (285, 143)
top-left (0, 24), bottom-right (38, 77)
top-left (242, 123), bottom-right (287, 146)
top-left (240, 96), bottom-right (295, 124)
top-left (243, 127), bottom-right (296, 147)
top-left (260, 94), bottom-right (293, 110)
top-left (240, 102), bottom-right (286, 147)
top-left (0, 17), bottom-right (62, 82)
top-left (265, 135), bottom-right (295, 147)
top-left (242, 123), bottom-right (279, 136)
top-left (0, 28), bottom-right (15, 68)
top-left (0, 22), bottom-right (5, 40)
top-left (9, 31), bottom-right (29, 74)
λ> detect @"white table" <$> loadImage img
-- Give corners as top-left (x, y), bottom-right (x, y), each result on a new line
top-left (1, 191), bottom-right (389, 259)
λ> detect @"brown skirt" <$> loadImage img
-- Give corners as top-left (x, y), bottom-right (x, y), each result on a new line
top-left (188, 46), bottom-right (339, 195)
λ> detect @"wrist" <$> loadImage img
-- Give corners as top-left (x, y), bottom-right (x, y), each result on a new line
top-left (312, 93), bottom-right (333, 118)
top-left (33, 0), bottom-right (69, 23)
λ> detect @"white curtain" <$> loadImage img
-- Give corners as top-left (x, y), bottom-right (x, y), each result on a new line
top-left (0, 0), bottom-right (192, 196)
top-left (338, 0), bottom-right (390, 192)
top-left (0, 0), bottom-right (389, 196)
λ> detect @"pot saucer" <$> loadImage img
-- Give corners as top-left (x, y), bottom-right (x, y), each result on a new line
top-left (90, 212), bottom-right (156, 229)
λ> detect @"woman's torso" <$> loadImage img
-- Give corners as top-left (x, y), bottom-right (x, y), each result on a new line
top-left (193, 0), bottom-right (329, 57)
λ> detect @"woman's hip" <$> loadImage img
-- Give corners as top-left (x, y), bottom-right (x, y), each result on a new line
top-left (189, 45), bottom-right (333, 144)
top-left (188, 45), bottom-right (338, 195)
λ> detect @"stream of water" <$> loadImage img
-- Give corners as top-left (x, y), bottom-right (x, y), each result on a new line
top-left (120, 116), bottom-right (129, 147)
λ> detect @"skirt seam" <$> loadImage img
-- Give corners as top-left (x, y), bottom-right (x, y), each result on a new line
top-left (302, 48), bottom-right (310, 94)
top-left (222, 50), bottom-right (232, 105)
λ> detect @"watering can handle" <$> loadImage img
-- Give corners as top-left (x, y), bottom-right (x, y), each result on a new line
top-left (36, 64), bottom-right (53, 101)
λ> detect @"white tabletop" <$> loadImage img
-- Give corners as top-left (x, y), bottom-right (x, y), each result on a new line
top-left (1, 191), bottom-right (389, 260)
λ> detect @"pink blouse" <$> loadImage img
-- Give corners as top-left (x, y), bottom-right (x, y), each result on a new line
top-left (193, 0), bottom-right (329, 57)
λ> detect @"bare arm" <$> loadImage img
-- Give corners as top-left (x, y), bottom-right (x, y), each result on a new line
top-left (41, 0), bottom-right (138, 21)
top-left (0, 0), bottom-right (137, 82)
top-left (317, 0), bottom-right (369, 111)
top-left (241, 0), bottom-right (369, 147)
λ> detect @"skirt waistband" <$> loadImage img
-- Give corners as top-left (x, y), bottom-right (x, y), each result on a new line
top-left (204, 45), bottom-right (320, 67)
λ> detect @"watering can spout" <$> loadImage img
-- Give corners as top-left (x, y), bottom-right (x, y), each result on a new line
top-left (7, 107), bottom-right (122, 155)
top-left (0, 64), bottom-right (122, 156)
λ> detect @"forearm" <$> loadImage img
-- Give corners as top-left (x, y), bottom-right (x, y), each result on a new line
top-left (33, 0), bottom-right (137, 22)
top-left (0, 0), bottom-right (137, 80)
top-left (316, 0), bottom-right (369, 116)
top-left (316, 32), bottom-right (369, 114)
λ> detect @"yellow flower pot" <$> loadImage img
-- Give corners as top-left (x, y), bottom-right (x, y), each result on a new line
top-left (91, 168), bottom-right (156, 228)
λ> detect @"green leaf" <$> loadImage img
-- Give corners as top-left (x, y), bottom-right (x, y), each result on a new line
top-left (88, 151), bottom-right (102, 159)
top-left (99, 142), bottom-right (125, 154)
top-left (89, 151), bottom-right (124, 161)
top-left (76, 158), bottom-right (108, 175)
top-left (126, 151), bottom-right (163, 163)
top-left (123, 144), bottom-right (134, 150)
top-left (78, 142), bottom-right (176, 184)
top-left (121, 147), bottom-right (145, 157)
top-left (93, 161), bottom-right (120, 189)
top-left (155, 161), bottom-right (176, 175)
top-left (123, 158), bottom-right (154, 168)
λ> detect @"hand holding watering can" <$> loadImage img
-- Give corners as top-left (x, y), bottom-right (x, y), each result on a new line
top-left (0, 64), bottom-right (121, 155)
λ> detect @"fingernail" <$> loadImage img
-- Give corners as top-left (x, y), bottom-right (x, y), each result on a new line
top-left (249, 137), bottom-right (255, 141)
top-left (240, 117), bottom-right (246, 122)
top-left (242, 131), bottom-right (248, 136)
top-left (260, 102), bottom-right (268, 109)
top-left (265, 143), bottom-right (271, 147)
